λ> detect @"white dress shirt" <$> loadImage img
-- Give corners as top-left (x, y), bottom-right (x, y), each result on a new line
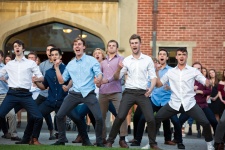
top-left (160, 65), bottom-right (206, 111)
top-left (119, 53), bottom-right (157, 90)
top-left (0, 57), bottom-right (43, 90)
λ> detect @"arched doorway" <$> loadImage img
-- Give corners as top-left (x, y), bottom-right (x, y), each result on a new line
top-left (4, 22), bottom-right (105, 64)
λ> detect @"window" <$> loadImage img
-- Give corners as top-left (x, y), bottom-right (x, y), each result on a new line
top-left (159, 47), bottom-right (186, 67)
top-left (4, 22), bottom-right (105, 64)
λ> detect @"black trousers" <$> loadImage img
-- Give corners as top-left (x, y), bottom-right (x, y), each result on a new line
top-left (155, 103), bottom-right (213, 142)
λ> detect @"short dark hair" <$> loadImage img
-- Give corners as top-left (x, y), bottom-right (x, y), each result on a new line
top-left (176, 47), bottom-right (187, 54)
top-left (192, 62), bottom-right (202, 69)
top-left (28, 51), bottom-right (37, 59)
top-left (158, 48), bottom-right (169, 57)
top-left (47, 44), bottom-right (56, 48)
top-left (13, 40), bottom-right (25, 49)
top-left (129, 34), bottom-right (141, 43)
top-left (74, 37), bottom-right (86, 46)
top-left (50, 47), bottom-right (62, 56)
top-left (0, 50), bottom-right (4, 57)
top-left (107, 40), bottom-right (119, 48)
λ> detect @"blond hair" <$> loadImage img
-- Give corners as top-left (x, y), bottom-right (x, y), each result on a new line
top-left (93, 48), bottom-right (106, 60)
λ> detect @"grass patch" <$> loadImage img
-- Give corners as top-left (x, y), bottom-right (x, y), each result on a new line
top-left (0, 145), bottom-right (126, 150)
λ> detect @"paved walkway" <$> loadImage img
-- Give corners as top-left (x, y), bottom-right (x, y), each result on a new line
top-left (0, 121), bottom-right (211, 150)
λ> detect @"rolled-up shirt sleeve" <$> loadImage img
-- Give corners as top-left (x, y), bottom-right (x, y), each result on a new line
top-left (148, 59), bottom-right (157, 79)
top-left (62, 67), bottom-right (70, 83)
top-left (160, 72), bottom-right (169, 85)
top-left (32, 63), bottom-right (43, 78)
top-left (195, 69), bottom-right (206, 85)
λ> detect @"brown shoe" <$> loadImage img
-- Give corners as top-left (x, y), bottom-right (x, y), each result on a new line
top-left (29, 138), bottom-right (41, 145)
top-left (105, 142), bottom-right (113, 147)
top-left (164, 140), bottom-right (176, 145)
top-left (119, 140), bottom-right (129, 148)
top-left (72, 135), bottom-right (82, 143)
top-left (150, 144), bottom-right (162, 150)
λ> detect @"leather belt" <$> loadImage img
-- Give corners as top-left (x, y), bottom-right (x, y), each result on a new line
top-left (9, 87), bottom-right (29, 92)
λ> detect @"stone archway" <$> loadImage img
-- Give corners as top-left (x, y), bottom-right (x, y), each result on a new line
top-left (0, 10), bottom-right (114, 50)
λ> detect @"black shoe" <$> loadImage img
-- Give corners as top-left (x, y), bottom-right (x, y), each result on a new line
top-left (187, 127), bottom-right (192, 135)
top-left (96, 143), bottom-right (105, 147)
top-left (15, 140), bottom-right (29, 144)
top-left (51, 141), bottom-right (65, 145)
top-left (49, 135), bottom-right (56, 140)
top-left (11, 136), bottom-right (22, 141)
top-left (177, 143), bottom-right (185, 149)
top-left (130, 140), bottom-right (140, 146)
top-left (82, 140), bottom-right (93, 146)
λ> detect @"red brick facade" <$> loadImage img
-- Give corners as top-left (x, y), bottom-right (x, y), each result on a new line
top-left (138, 0), bottom-right (225, 72)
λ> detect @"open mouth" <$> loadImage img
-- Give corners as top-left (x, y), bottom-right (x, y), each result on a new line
top-left (16, 50), bottom-right (19, 52)
top-left (96, 56), bottom-right (99, 60)
top-left (160, 58), bottom-right (164, 61)
top-left (53, 59), bottom-right (56, 62)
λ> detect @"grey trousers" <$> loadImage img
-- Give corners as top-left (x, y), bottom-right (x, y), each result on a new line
top-left (107, 89), bottom-right (157, 145)
top-left (99, 93), bottom-right (127, 139)
top-left (56, 90), bottom-right (103, 144)
top-left (215, 109), bottom-right (225, 143)
top-left (155, 103), bottom-right (213, 142)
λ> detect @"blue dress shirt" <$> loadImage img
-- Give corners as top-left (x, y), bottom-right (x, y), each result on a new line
top-left (43, 64), bottom-right (68, 107)
top-left (62, 54), bottom-right (102, 98)
top-left (151, 65), bottom-right (172, 106)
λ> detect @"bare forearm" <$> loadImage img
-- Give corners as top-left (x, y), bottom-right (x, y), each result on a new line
top-left (35, 82), bottom-right (46, 90)
top-left (113, 68), bottom-right (121, 80)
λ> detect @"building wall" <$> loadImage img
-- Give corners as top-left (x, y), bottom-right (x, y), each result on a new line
top-left (138, 0), bottom-right (225, 72)
top-left (0, 0), bottom-right (137, 56)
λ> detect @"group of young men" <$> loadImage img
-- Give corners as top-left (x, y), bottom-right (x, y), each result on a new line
top-left (0, 34), bottom-right (224, 150)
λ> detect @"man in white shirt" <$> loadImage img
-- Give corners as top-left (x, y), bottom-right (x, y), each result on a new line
top-left (155, 47), bottom-right (214, 150)
top-left (104, 34), bottom-right (160, 150)
top-left (0, 40), bottom-right (43, 145)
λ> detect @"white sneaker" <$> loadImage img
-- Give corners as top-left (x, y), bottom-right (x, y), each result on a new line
top-left (125, 137), bottom-right (129, 143)
top-left (207, 141), bottom-right (215, 150)
top-left (141, 143), bottom-right (150, 149)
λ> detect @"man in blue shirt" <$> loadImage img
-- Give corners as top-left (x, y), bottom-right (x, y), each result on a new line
top-left (53, 37), bottom-right (104, 147)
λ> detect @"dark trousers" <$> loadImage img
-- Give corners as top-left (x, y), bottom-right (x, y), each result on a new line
top-left (107, 89), bottom-right (156, 145)
top-left (56, 90), bottom-right (103, 144)
top-left (0, 89), bottom-right (43, 139)
top-left (133, 99), bottom-right (173, 143)
top-left (170, 115), bottom-right (183, 143)
top-left (155, 103), bottom-right (213, 142)
top-left (0, 117), bottom-right (8, 134)
top-left (79, 101), bottom-right (117, 131)
top-left (35, 94), bottom-right (53, 131)
top-left (179, 107), bottom-right (218, 134)
top-left (215, 109), bottom-right (225, 143)
top-left (132, 105), bottom-right (143, 141)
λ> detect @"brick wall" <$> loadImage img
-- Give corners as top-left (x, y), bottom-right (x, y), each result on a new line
top-left (137, 0), bottom-right (225, 72)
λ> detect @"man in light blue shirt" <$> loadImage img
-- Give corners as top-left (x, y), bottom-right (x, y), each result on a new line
top-left (53, 37), bottom-right (104, 147)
